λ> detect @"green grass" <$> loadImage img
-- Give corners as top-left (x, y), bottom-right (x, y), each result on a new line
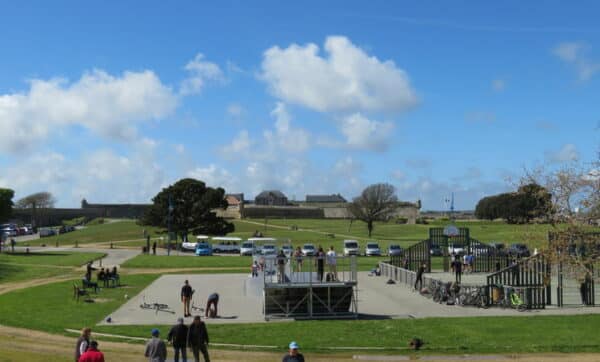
top-left (0, 348), bottom-right (69, 362)
top-left (121, 254), bottom-right (387, 271)
top-left (0, 252), bottom-right (105, 267)
top-left (94, 315), bottom-right (600, 354)
top-left (0, 264), bottom-right (73, 284)
top-left (0, 274), bottom-right (158, 334)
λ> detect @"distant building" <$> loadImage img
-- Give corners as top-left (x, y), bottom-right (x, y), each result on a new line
top-left (306, 194), bottom-right (347, 203)
top-left (255, 190), bottom-right (288, 206)
top-left (225, 193), bottom-right (244, 206)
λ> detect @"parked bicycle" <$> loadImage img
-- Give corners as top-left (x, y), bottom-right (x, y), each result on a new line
top-left (457, 286), bottom-right (489, 308)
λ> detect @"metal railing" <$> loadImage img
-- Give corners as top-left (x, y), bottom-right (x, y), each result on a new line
top-left (260, 255), bottom-right (358, 285)
top-left (379, 261), bottom-right (417, 287)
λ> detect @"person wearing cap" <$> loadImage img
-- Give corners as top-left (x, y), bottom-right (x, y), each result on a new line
top-left (181, 280), bottom-right (194, 317)
top-left (168, 317), bottom-right (189, 362)
top-left (145, 328), bottom-right (167, 362)
top-left (78, 340), bottom-right (105, 362)
top-left (282, 341), bottom-right (304, 362)
top-left (187, 315), bottom-right (210, 362)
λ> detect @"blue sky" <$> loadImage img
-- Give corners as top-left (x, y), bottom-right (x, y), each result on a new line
top-left (0, 1), bottom-right (598, 210)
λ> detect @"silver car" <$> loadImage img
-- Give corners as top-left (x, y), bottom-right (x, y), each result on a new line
top-left (388, 244), bottom-right (403, 256)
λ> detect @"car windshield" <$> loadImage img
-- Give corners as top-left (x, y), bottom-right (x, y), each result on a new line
top-left (303, 244), bottom-right (315, 250)
top-left (345, 242), bottom-right (358, 248)
top-left (367, 243), bottom-right (379, 248)
top-left (242, 242), bottom-right (253, 248)
top-left (197, 243), bottom-right (210, 248)
top-left (282, 245), bottom-right (292, 250)
top-left (390, 245), bottom-right (400, 250)
top-left (263, 245), bottom-right (275, 250)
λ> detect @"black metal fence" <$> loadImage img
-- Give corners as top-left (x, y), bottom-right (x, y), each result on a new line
top-left (486, 254), bottom-right (550, 309)
top-left (390, 239), bottom-right (431, 272)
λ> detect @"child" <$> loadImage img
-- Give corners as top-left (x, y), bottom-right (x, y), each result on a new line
top-left (251, 260), bottom-right (259, 277)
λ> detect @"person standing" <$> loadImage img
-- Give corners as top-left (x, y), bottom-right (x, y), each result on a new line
top-left (453, 258), bottom-right (462, 283)
top-left (145, 328), bottom-right (167, 362)
top-left (181, 280), bottom-right (194, 317)
top-left (326, 246), bottom-right (337, 281)
top-left (75, 327), bottom-right (91, 362)
top-left (152, 241), bottom-right (157, 255)
top-left (282, 341), bottom-right (304, 362)
top-left (167, 317), bottom-right (189, 362)
top-left (315, 246), bottom-right (325, 282)
top-left (187, 315), bottom-right (210, 362)
top-left (293, 247), bottom-right (303, 272)
top-left (205, 293), bottom-right (219, 318)
top-left (276, 250), bottom-right (287, 283)
top-left (414, 262), bottom-right (425, 291)
top-left (78, 340), bottom-right (104, 362)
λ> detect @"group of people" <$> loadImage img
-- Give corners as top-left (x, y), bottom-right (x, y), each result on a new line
top-left (145, 316), bottom-right (211, 362)
top-left (181, 280), bottom-right (219, 319)
top-left (275, 245), bottom-right (338, 283)
top-left (96, 266), bottom-right (119, 287)
top-left (74, 328), bottom-right (104, 362)
top-left (450, 252), bottom-right (475, 283)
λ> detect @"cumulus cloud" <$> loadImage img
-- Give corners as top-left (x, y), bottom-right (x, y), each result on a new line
top-left (226, 103), bottom-right (244, 118)
top-left (264, 102), bottom-right (311, 153)
top-left (187, 164), bottom-right (235, 191)
top-left (219, 130), bottom-right (252, 159)
top-left (553, 42), bottom-right (600, 81)
top-left (546, 143), bottom-right (579, 163)
top-left (0, 69), bottom-right (177, 153)
top-left (339, 113), bottom-right (394, 152)
top-left (261, 36), bottom-right (418, 113)
top-left (180, 53), bottom-right (224, 95)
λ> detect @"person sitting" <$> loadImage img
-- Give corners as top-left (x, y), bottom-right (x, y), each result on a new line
top-left (97, 268), bottom-right (108, 288)
top-left (109, 266), bottom-right (120, 286)
top-left (82, 275), bottom-right (99, 292)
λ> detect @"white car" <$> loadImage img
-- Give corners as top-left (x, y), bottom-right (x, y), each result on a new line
top-left (281, 244), bottom-right (293, 256)
top-left (261, 244), bottom-right (277, 256)
top-left (343, 240), bottom-right (360, 256)
top-left (240, 241), bottom-right (255, 256)
top-left (365, 242), bottom-right (381, 256)
top-left (302, 243), bottom-right (316, 256)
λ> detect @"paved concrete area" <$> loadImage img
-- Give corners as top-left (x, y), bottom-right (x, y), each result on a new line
top-left (102, 273), bottom-right (265, 325)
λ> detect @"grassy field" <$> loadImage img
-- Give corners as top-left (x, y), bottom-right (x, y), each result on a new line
top-left (0, 252), bottom-right (106, 284)
top-left (121, 254), bottom-right (388, 272)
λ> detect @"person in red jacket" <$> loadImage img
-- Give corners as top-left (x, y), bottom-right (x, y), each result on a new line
top-left (78, 340), bottom-right (105, 362)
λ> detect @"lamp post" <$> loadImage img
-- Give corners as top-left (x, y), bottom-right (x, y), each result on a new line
top-left (167, 194), bottom-right (174, 256)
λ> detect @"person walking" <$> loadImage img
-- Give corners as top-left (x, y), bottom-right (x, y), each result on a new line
top-left (315, 246), bottom-right (325, 282)
top-left (187, 315), bottom-right (210, 362)
top-left (145, 328), bottom-right (167, 362)
top-left (282, 341), bottom-right (304, 362)
top-left (168, 317), bottom-right (189, 362)
top-left (326, 246), bottom-right (338, 281)
top-left (414, 262), bottom-right (426, 291)
top-left (75, 327), bottom-right (92, 362)
top-left (205, 293), bottom-right (219, 318)
top-left (181, 280), bottom-right (194, 317)
top-left (78, 340), bottom-right (104, 362)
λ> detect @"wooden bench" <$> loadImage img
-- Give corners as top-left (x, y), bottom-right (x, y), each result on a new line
top-left (81, 278), bottom-right (99, 293)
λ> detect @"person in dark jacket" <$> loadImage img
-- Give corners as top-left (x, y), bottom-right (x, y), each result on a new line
top-left (78, 340), bottom-right (105, 362)
top-left (205, 293), bottom-right (219, 318)
top-left (168, 317), bottom-right (189, 362)
top-left (187, 315), bottom-right (210, 362)
top-left (75, 327), bottom-right (92, 362)
top-left (414, 262), bottom-right (426, 291)
top-left (181, 280), bottom-right (194, 317)
top-left (282, 341), bottom-right (304, 362)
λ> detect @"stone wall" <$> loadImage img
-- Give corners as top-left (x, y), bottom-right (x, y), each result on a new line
top-left (242, 205), bottom-right (324, 219)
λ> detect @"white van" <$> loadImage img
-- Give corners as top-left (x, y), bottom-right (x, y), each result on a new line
top-left (343, 240), bottom-right (360, 256)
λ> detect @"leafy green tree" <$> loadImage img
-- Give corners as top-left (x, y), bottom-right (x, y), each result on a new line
top-left (140, 178), bottom-right (234, 237)
top-left (348, 183), bottom-right (398, 237)
top-left (0, 188), bottom-right (15, 223)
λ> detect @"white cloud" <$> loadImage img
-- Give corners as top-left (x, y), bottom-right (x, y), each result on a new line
top-left (174, 144), bottom-right (185, 154)
top-left (491, 79), bottom-right (506, 92)
top-left (226, 103), bottom-right (244, 118)
top-left (546, 143), bottom-right (579, 163)
top-left (340, 113), bottom-right (394, 152)
top-left (187, 164), bottom-right (234, 191)
top-left (180, 53), bottom-right (224, 95)
top-left (553, 42), bottom-right (600, 81)
top-left (219, 130), bottom-right (252, 159)
top-left (0, 69), bottom-right (177, 153)
top-left (263, 102), bottom-right (311, 153)
top-left (261, 36), bottom-right (418, 113)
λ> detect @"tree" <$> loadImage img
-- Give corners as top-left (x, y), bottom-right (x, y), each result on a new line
top-left (15, 191), bottom-right (56, 209)
top-left (0, 188), bottom-right (15, 222)
top-left (474, 184), bottom-right (552, 224)
top-left (140, 178), bottom-right (234, 238)
top-left (347, 183), bottom-right (398, 237)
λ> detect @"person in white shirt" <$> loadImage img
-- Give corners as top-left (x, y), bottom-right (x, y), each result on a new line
top-left (326, 246), bottom-right (338, 281)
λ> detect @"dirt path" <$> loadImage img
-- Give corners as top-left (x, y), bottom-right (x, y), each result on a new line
top-left (0, 274), bottom-right (78, 296)
top-left (1, 324), bottom-right (600, 362)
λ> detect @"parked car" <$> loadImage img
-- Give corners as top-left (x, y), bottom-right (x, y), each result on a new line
top-left (365, 242), bottom-right (381, 256)
top-left (261, 244), bottom-right (277, 256)
top-left (240, 241), bottom-right (255, 256)
top-left (195, 242), bottom-right (213, 256)
top-left (448, 242), bottom-right (465, 255)
top-left (509, 243), bottom-right (530, 257)
top-left (388, 244), bottom-right (403, 256)
top-left (281, 244), bottom-right (293, 256)
top-left (302, 243), bottom-right (316, 256)
top-left (211, 237), bottom-right (242, 253)
top-left (430, 245), bottom-right (443, 256)
top-left (182, 235), bottom-right (210, 252)
top-left (39, 228), bottom-right (56, 237)
top-left (488, 242), bottom-right (507, 255)
top-left (343, 240), bottom-right (360, 256)
top-left (0, 227), bottom-right (17, 237)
